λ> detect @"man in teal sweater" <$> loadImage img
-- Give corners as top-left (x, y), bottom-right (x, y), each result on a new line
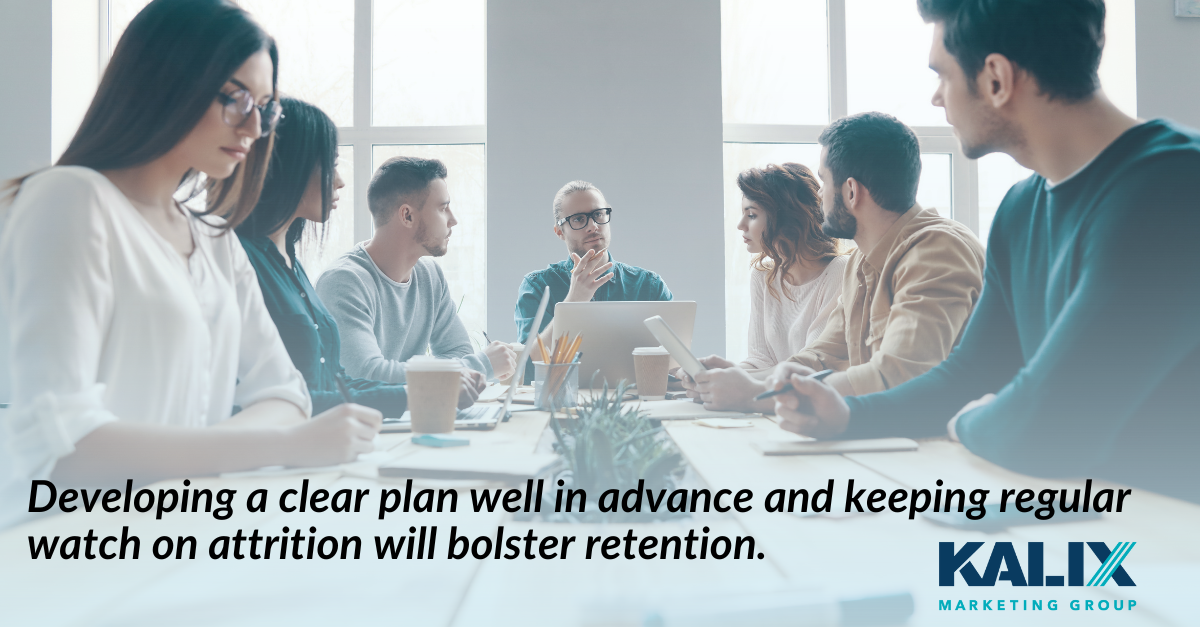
top-left (769, 0), bottom-right (1200, 503)
top-left (515, 180), bottom-right (673, 346)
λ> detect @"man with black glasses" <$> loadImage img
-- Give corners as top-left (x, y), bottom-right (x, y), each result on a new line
top-left (515, 180), bottom-right (673, 347)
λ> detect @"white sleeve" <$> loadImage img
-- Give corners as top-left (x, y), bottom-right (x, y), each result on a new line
top-left (221, 231), bottom-right (312, 416)
top-left (0, 170), bottom-right (120, 509)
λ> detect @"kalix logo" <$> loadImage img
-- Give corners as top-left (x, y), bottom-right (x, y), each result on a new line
top-left (940, 542), bottom-right (1136, 587)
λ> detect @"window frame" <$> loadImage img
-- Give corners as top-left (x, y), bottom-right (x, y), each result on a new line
top-left (99, 0), bottom-right (488, 245)
top-left (721, 0), bottom-right (979, 233)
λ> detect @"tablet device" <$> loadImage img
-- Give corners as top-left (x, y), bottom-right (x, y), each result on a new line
top-left (505, 287), bottom-right (551, 418)
top-left (643, 315), bottom-right (706, 377)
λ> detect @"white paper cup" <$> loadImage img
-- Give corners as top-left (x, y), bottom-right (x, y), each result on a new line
top-left (633, 346), bottom-right (671, 400)
top-left (405, 357), bottom-right (462, 434)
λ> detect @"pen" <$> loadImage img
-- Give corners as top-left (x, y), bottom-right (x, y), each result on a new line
top-left (334, 372), bottom-right (353, 404)
top-left (482, 331), bottom-right (491, 343)
top-left (753, 369), bottom-right (835, 401)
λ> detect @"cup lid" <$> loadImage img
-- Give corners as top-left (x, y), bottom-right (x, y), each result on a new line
top-left (405, 356), bottom-right (463, 372)
top-left (632, 346), bottom-right (670, 356)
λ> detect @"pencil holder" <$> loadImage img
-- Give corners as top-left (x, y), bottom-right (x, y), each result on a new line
top-left (533, 361), bottom-right (580, 411)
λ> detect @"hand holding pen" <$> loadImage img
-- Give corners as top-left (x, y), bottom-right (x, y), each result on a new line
top-left (763, 363), bottom-right (851, 439)
top-left (753, 368), bottom-right (835, 401)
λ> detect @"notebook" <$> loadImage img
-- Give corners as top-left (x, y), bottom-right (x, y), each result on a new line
top-left (637, 399), bottom-right (761, 421)
top-left (752, 438), bottom-right (919, 456)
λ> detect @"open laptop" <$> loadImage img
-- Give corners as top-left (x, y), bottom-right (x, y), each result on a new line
top-left (382, 287), bottom-right (551, 432)
top-left (553, 301), bottom-right (696, 389)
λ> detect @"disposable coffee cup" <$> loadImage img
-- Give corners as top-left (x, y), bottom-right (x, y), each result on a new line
top-left (633, 346), bottom-right (671, 400)
top-left (405, 357), bottom-right (462, 434)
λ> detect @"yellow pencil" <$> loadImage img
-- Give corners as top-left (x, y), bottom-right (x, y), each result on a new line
top-left (565, 333), bottom-right (583, 363)
top-left (550, 333), bottom-right (584, 397)
top-left (536, 335), bottom-right (550, 364)
top-left (554, 333), bottom-right (570, 364)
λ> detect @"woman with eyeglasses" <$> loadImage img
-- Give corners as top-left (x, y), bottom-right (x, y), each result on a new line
top-left (0, 0), bottom-right (380, 528)
top-left (678, 163), bottom-right (847, 412)
top-left (234, 97), bottom-right (484, 416)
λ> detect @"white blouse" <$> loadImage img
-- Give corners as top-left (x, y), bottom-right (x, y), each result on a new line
top-left (740, 255), bottom-right (848, 371)
top-left (0, 167), bottom-right (310, 526)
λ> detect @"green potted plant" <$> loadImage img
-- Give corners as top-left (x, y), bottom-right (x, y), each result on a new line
top-left (544, 381), bottom-right (686, 522)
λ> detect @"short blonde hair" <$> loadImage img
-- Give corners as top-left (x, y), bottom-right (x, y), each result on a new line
top-left (552, 180), bottom-right (606, 222)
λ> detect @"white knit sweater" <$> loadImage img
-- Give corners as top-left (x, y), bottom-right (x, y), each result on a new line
top-left (740, 255), bottom-right (848, 371)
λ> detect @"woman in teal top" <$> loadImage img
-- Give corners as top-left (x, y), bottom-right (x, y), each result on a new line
top-left (236, 98), bottom-right (480, 415)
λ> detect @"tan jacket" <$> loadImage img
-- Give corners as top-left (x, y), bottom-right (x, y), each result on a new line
top-left (789, 204), bottom-right (984, 395)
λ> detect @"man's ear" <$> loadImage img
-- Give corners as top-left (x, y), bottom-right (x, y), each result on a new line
top-left (553, 224), bottom-right (565, 241)
top-left (843, 177), bottom-right (860, 212)
top-left (979, 52), bottom-right (1017, 109)
top-left (399, 203), bottom-right (417, 229)
top-left (844, 177), bottom-right (877, 214)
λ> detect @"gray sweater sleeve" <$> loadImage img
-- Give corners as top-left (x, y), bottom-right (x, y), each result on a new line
top-left (315, 266), bottom-right (411, 384)
top-left (426, 262), bottom-right (494, 379)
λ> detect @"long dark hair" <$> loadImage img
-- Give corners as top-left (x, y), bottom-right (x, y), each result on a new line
top-left (737, 163), bottom-right (841, 301)
top-left (7, 0), bottom-right (278, 230)
top-left (235, 97), bottom-right (337, 258)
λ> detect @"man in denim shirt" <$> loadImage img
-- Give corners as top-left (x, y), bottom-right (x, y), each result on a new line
top-left (514, 180), bottom-right (673, 347)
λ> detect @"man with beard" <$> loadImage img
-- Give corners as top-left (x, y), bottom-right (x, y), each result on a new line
top-left (514, 180), bottom-right (673, 347)
top-left (316, 156), bottom-right (516, 384)
top-left (784, 112), bottom-right (985, 396)
top-left (768, 0), bottom-right (1200, 504)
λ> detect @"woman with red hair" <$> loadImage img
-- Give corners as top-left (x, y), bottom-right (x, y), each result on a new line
top-left (680, 162), bottom-right (847, 412)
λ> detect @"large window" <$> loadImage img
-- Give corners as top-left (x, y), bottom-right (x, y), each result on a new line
top-left (103, 0), bottom-right (489, 336)
top-left (719, 0), bottom-right (1135, 362)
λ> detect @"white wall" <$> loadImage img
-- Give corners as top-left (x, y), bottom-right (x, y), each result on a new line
top-left (486, 0), bottom-right (727, 357)
top-left (1136, 0), bottom-right (1200, 128)
top-left (0, 0), bottom-right (52, 182)
top-left (51, 0), bottom-right (101, 162)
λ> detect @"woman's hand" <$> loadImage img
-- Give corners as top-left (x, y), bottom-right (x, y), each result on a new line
top-left (282, 403), bottom-right (382, 467)
top-left (691, 366), bottom-right (768, 412)
top-left (676, 355), bottom-right (737, 397)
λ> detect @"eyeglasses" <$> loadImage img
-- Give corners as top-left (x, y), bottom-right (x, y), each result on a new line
top-left (215, 89), bottom-right (282, 138)
top-left (556, 207), bottom-right (612, 230)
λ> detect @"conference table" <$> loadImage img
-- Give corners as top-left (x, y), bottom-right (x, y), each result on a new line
top-left (2, 396), bottom-right (1196, 626)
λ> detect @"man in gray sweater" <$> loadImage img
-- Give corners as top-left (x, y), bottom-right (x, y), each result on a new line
top-left (315, 157), bottom-right (517, 384)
